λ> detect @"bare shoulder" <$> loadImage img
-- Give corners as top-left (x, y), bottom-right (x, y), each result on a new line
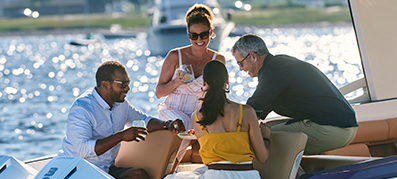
top-left (192, 109), bottom-right (201, 119)
top-left (164, 49), bottom-right (179, 61)
top-left (227, 102), bottom-right (252, 116)
top-left (212, 51), bottom-right (226, 64)
top-left (242, 104), bottom-right (258, 121)
top-left (242, 104), bottom-right (255, 113)
top-left (163, 49), bottom-right (180, 67)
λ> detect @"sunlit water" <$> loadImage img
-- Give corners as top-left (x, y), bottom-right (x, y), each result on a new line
top-left (0, 25), bottom-right (362, 161)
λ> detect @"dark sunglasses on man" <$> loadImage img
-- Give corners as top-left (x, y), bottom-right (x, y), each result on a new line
top-left (187, 29), bottom-right (211, 40)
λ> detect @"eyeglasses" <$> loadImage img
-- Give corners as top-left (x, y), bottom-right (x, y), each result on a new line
top-left (188, 29), bottom-right (211, 40)
top-left (237, 53), bottom-right (251, 67)
top-left (111, 79), bottom-right (130, 88)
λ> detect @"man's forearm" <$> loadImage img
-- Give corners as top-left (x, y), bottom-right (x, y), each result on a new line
top-left (147, 118), bottom-right (168, 132)
top-left (94, 132), bottom-right (122, 156)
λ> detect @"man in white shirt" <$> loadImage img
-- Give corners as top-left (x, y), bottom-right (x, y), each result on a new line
top-left (59, 61), bottom-right (185, 179)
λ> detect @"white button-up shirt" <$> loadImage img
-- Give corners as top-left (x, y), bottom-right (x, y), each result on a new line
top-left (59, 87), bottom-right (152, 172)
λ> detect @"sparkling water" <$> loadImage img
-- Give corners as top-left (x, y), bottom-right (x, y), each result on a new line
top-left (0, 25), bottom-right (362, 161)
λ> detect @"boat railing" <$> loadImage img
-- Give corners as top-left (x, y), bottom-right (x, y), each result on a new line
top-left (338, 77), bottom-right (370, 104)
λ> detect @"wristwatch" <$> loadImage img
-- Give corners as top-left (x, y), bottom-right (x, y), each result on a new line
top-left (163, 120), bottom-right (172, 129)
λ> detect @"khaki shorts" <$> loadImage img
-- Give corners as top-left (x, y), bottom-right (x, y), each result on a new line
top-left (271, 120), bottom-right (357, 154)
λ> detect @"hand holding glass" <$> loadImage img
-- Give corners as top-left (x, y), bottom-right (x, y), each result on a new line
top-left (132, 120), bottom-right (147, 140)
top-left (179, 64), bottom-right (194, 83)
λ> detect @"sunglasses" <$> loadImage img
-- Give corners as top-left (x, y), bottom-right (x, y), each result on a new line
top-left (111, 79), bottom-right (130, 88)
top-left (188, 29), bottom-right (211, 40)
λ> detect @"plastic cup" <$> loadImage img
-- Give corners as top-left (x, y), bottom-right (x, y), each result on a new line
top-left (132, 120), bottom-right (147, 140)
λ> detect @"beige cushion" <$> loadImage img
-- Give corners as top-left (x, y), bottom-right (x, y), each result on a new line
top-left (387, 118), bottom-right (397, 139)
top-left (352, 120), bottom-right (388, 143)
top-left (322, 143), bottom-right (371, 157)
top-left (114, 130), bottom-right (182, 179)
top-left (320, 119), bottom-right (394, 157)
top-left (253, 131), bottom-right (308, 179)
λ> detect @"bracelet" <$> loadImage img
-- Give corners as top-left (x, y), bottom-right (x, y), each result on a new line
top-left (263, 138), bottom-right (270, 144)
top-left (163, 120), bottom-right (172, 130)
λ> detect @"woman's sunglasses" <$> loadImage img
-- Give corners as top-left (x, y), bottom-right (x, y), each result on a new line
top-left (188, 29), bottom-right (211, 40)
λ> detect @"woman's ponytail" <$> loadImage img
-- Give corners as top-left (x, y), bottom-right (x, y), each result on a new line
top-left (198, 60), bottom-right (229, 126)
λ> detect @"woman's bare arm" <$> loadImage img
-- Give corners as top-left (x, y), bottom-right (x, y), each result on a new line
top-left (155, 50), bottom-right (185, 98)
top-left (246, 105), bottom-right (270, 163)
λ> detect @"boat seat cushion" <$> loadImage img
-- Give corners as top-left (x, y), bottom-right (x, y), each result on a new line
top-left (351, 120), bottom-right (388, 143)
top-left (320, 118), bottom-right (397, 157)
top-left (387, 118), bottom-right (397, 139)
top-left (322, 143), bottom-right (370, 157)
top-left (114, 130), bottom-right (182, 179)
top-left (253, 131), bottom-right (308, 179)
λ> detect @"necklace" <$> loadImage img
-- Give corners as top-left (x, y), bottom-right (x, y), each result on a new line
top-left (196, 58), bottom-right (207, 65)
top-left (195, 54), bottom-right (211, 65)
top-left (190, 47), bottom-right (209, 65)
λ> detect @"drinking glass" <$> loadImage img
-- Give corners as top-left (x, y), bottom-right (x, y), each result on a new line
top-left (132, 120), bottom-right (146, 140)
top-left (180, 64), bottom-right (194, 83)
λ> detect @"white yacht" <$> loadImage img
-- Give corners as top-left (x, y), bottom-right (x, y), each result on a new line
top-left (146, 0), bottom-right (235, 56)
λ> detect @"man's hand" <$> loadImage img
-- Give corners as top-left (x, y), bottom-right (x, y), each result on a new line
top-left (260, 122), bottom-right (271, 139)
top-left (95, 126), bottom-right (148, 156)
top-left (166, 119), bottom-right (185, 133)
top-left (119, 126), bottom-right (148, 142)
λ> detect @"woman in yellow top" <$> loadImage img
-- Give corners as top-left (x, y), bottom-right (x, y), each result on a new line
top-left (165, 60), bottom-right (270, 179)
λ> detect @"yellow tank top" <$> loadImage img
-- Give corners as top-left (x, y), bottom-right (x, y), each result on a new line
top-left (195, 104), bottom-right (255, 165)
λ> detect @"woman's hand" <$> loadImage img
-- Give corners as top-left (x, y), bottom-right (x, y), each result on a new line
top-left (175, 69), bottom-right (188, 84)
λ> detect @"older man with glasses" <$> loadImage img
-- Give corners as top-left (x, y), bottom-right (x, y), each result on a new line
top-left (59, 61), bottom-right (185, 179)
top-left (231, 34), bottom-right (358, 155)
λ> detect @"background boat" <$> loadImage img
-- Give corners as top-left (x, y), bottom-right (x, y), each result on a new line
top-left (146, 0), bottom-right (235, 56)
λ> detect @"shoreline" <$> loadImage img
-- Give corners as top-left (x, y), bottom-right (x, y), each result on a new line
top-left (0, 21), bottom-right (353, 37)
top-left (0, 27), bottom-right (149, 37)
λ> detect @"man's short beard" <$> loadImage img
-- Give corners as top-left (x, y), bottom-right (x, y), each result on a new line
top-left (110, 86), bottom-right (125, 103)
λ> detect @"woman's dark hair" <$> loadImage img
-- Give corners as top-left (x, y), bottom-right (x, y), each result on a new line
top-left (95, 61), bottom-right (125, 87)
top-left (198, 60), bottom-right (229, 126)
top-left (185, 4), bottom-right (214, 31)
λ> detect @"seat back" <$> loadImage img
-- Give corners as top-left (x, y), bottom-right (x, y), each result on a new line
top-left (253, 131), bottom-right (308, 179)
top-left (114, 130), bottom-right (182, 179)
